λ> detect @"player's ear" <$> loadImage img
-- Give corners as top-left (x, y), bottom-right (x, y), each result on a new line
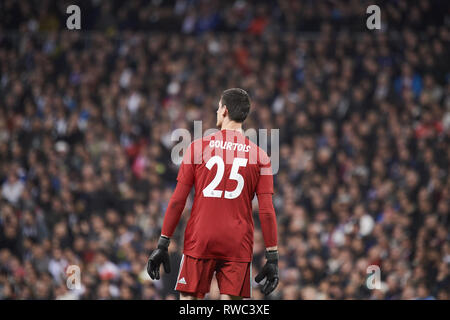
top-left (222, 105), bottom-right (228, 118)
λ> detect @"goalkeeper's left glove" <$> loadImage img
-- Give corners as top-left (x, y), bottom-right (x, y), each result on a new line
top-left (255, 249), bottom-right (279, 295)
top-left (147, 236), bottom-right (171, 280)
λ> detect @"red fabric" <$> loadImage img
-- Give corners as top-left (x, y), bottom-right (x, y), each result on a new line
top-left (173, 129), bottom-right (276, 262)
top-left (257, 193), bottom-right (278, 248)
top-left (175, 254), bottom-right (251, 298)
top-left (415, 121), bottom-right (443, 139)
top-left (248, 17), bottom-right (269, 35)
top-left (161, 182), bottom-right (191, 237)
top-left (234, 47), bottom-right (250, 74)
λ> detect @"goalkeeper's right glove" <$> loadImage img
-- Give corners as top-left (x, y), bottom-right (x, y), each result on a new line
top-left (255, 250), bottom-right (279, 295)
top-left (147, 236), bottom-right (171, 280)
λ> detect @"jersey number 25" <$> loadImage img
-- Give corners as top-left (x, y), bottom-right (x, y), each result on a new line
top-left (202, 156), bottom-right (248, 199)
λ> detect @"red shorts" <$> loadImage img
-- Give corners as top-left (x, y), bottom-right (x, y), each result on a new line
top-left (174, 254), bottom-right (252, 299)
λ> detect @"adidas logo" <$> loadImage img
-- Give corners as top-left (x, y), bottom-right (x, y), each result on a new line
top-left (178, 277), bottom-right (186, 284)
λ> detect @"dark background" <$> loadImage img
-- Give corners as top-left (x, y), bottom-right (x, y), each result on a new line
top-left (0, 0), bottom-right (449, 300)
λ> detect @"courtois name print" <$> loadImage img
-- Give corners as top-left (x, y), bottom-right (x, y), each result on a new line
top-left (209, 140), bottom-right (251, 152)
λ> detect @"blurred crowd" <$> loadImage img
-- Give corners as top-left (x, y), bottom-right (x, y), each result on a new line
top-left (1, 0), bottom-right (450, 300)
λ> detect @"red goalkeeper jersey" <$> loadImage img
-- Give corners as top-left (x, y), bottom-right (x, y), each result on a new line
top-left (176, 129), bottom-right (274, 262)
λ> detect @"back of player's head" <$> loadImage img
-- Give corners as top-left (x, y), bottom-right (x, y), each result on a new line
top-left (221, 88), bottom-right (250, 123)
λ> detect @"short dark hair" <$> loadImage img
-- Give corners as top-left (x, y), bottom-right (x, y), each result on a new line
top-left (221, 88), bottom-right (250, 123)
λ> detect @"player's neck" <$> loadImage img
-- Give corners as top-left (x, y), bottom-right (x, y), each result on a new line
top-left (221, 120), bottom-right (243, 133)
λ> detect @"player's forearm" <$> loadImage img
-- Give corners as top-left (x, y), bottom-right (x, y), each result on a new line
top-left (160, 182), bottom-right (192, 238)
top-left (257, 193), bottom-right (278, 248)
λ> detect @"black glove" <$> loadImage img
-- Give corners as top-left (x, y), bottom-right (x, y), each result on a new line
top-left (255, 250), bottom-right (279, 295)
top-left (147, 236), bottom-right (171, 280)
